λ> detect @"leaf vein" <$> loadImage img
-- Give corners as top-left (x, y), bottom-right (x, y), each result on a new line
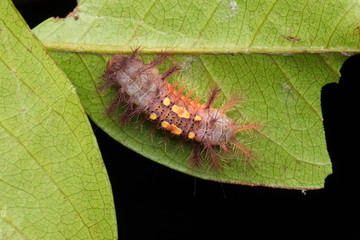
top-left (191, 1), bottom-right (221, 47)
top-left (0, 120), bottom-right (91, 234)
top-left (269, 55), bottom-right (322, 119)
top-left (247, 0), bottom-right (279, 47)
top-left (325, 1), bottom-right (359, 48)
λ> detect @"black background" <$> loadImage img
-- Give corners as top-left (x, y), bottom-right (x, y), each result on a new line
top-left (12, 0), bottom-right (358, 239)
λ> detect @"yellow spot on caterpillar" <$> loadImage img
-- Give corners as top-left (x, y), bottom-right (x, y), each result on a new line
top-left (188, 132), bottom-right (195, 139)
top-left (170, 124), bottom-right (182, 135)
top-left (194, 115), bottom-right (202, 121)
top-left (163, 97), bottom-right (170, 106)
top-left (177, 107), bottom-right (190, 119)
top-left (149, 113), bottom-right (157, 120)
top-left (172, 105), bottom-right (179, 113)
top-left (161, 121), bottom-right (169, 128)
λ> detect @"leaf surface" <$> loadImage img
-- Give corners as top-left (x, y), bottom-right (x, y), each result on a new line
top-left (0, 1), bottom-right (117, 239)
top-left (33, 0), bottom-right (359, 189)
top-left (34, 0), bottom-right (360, 53)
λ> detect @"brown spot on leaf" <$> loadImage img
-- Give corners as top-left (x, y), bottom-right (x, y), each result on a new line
top-left (355, 26), bottom-right (360, 34)
top-left (283, 35), bottom-right (301, 42)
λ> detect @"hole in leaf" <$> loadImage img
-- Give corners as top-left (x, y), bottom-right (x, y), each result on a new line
top-left (13, 0), bottom-right (77, 28)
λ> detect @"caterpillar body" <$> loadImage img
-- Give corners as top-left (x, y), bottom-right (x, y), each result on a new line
top-left (99, 48), bottom-right (261, 169)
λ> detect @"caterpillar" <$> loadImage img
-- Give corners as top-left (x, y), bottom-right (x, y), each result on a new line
top-left (99, 48), bottom-right (262, 169)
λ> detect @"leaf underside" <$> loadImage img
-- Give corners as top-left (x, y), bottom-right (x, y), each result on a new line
top-left (33, 0), bottom-right (360, 189)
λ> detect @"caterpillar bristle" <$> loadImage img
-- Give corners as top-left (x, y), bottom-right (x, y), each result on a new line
top-left (205, 85), bottom-right (222, 109)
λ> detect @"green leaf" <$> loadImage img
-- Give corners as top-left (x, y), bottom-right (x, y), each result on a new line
top-left (33, 0), bottom-right (359, 189)
top-left (32, 0), bottom-right (360, 54)
top-left (0, 1), bottom-right (117, 239)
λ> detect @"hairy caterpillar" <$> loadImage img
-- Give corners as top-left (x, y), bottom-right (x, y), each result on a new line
top-left (99, 48), bottom-right (262, 169)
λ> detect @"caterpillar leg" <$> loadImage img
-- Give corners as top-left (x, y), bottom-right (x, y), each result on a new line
top-left (189, 142), bottom-right (203, 169)
top-left (220, 94), bottom-right (244, 113)
top-left (235, 122), bottom-right (263, 136)
top-left (230, 139), bottom-right (255, 168)
top-left (105, 87), bottom-right (126, 115)
top-left (130, 46), bottom-right (142, 59)
top-left (98, 74), bottom-right (115, 92)
top-left (139, 50), bottom-right (171, 73)
top-left (205, 85), bottom-right (221, 109)
top-left (161, 63), bottom-right (182, 81)
top-left (118, 98), bottom-right (145, 126)
top-left (203, 143), bottom-right (224, 170)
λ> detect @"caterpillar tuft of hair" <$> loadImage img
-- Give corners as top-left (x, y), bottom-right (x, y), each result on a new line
top-left (99, 48), bottom-right (262, 170)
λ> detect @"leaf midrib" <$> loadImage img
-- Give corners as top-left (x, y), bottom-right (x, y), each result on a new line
top-left (35, 40), bottom-right (360, 54)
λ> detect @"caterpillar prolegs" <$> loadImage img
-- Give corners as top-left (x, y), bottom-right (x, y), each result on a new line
top-left (99, 48), bottom-right (262, 170)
